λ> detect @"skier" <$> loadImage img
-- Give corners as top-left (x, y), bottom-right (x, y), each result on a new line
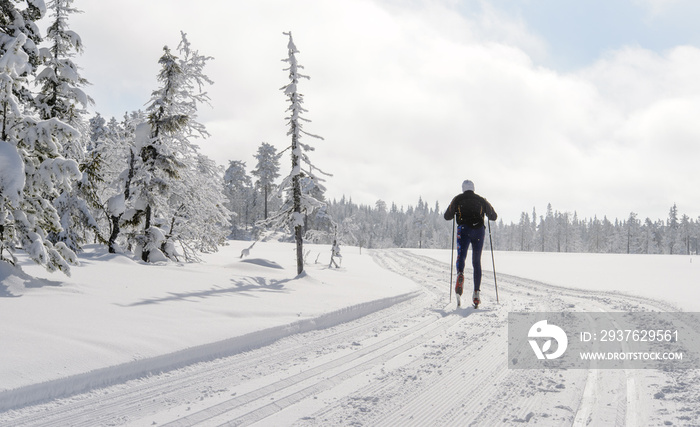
top-left (444, 180), bottom-right (497, 307)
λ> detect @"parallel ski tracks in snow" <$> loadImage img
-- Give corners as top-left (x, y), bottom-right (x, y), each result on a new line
top-left (296, 249), bottom-right (698, 426)
top-left (3, 248), bottom-right (698, 426)
top-left (191, 312), bottom-right (463, 426)
top-left (2, 291), bottom-right (430, 427)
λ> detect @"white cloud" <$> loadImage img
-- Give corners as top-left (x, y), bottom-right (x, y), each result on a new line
top-left (67, 0), bottom-right (700, 222)
top-left (633, 0), bottom-right (683, 16)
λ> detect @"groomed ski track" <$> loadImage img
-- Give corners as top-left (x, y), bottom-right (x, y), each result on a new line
top-left (2, 249), bottom-right (699, 426)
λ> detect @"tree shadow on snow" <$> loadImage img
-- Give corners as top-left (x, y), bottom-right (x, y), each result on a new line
top-left (0, 262), bottom-right (64, 297)
top-left (121, 276), bottom-right (294, 306)
top-left (0, 282), bottom-right (15, 298)
top-left (239, 258), bottom-right (283, 269)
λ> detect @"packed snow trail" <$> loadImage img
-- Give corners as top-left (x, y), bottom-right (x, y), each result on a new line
top-left (2, 249), bottom-right (699, 426)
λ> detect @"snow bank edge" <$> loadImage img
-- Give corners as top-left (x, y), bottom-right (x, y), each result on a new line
top-left (0, 290), bottom-right (420, 412)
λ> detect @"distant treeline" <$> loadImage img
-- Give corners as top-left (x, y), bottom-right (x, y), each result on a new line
top-left (259, 197), bottom-right (697, 255)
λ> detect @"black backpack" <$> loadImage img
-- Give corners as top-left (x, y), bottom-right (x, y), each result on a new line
top-left (457, 195), bottom-right (483, 227)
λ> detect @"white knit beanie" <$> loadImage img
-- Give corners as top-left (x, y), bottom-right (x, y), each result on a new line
top-left (462, 180), bottom-right (475, 192)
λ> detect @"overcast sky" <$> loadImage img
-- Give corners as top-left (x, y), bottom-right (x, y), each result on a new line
top-left (67, 0), bottom-right (700, 223)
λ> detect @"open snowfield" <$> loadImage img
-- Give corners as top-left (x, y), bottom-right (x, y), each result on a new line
top-left (415, 248), bottom-right (700, 312)
top-left (1, 241), bottom-right (699, 426)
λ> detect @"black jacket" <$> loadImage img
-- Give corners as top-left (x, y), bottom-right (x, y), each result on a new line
top-left (444, 190), bottom-right (498, 228)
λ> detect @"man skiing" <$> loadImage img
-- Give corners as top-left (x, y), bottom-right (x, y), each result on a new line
top-left (444, 180), bottom-right (497, 307)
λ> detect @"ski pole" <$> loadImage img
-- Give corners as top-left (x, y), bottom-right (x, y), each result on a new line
top-left (449, 217), bottom-right (455, 303)
top-left (488, 220), bottom-right (499, 303)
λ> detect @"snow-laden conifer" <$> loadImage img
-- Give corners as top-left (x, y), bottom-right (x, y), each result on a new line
top-left (266, 31), bottom-right (331, 275)
top-left (251, 142), bottom-right (280, 221)
top-left (34, 0), bottom-right (97, 252)
top-left (0, 4), bottom-right (80, 274)
top-left (224, 160), bottom-right (252, 238)
top-left (35, 0), bottom-right (91, 128)
top-left (169, 154), bottom-right (230, 259)
top-left (87, 112), bottom-right (137, 253)
top-left (129, 32), bottom-right (221, 262)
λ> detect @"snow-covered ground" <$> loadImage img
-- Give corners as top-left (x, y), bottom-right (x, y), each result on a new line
top-left (1, 241), bottom-right (699, 426)
top-left (0, 242), bottom-right (418, 404)
top-left (416, 248), bottom-right (700, 312)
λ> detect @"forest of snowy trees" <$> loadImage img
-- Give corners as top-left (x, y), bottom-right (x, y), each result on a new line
top-left (1, 2), bottom-right (697, 279)
top-left (0, 1), bottom-right (229, 274)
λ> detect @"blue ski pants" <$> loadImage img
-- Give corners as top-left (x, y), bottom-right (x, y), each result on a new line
top-left (456, 225), bottom-right (485, 292)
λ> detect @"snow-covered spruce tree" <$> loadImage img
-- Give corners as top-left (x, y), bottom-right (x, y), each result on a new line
top-left (251, 142), bottom-right (279, 221)
top-left (89, 112), bottom-right (141, 254)
top-left (168, 153), bottom-right (230, 260)
top-left (223, 159), bottom-right (252, 237)
top-left (131, 46), bottom-right (186, 262)
top-left (156, 34), bottom-right (229, 258)
top-left (666, 203), bottom-right (680, 254)
top-left (85, 113), bottom-right (117, 239)
top-left (1, 0), bottom-right (45, 73)
top-left (265, 31), bottom-right (330, 275)
top-left (131, 32), bottom-right (217, 262)
top-left (34, 0), bottom-right (98, 252)
top-left (0, 2), bottom-right (80, 274)
top-left (302, 173), bottom-right (330, 235)
top-left (35, 0), bottom-right (91, 131)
